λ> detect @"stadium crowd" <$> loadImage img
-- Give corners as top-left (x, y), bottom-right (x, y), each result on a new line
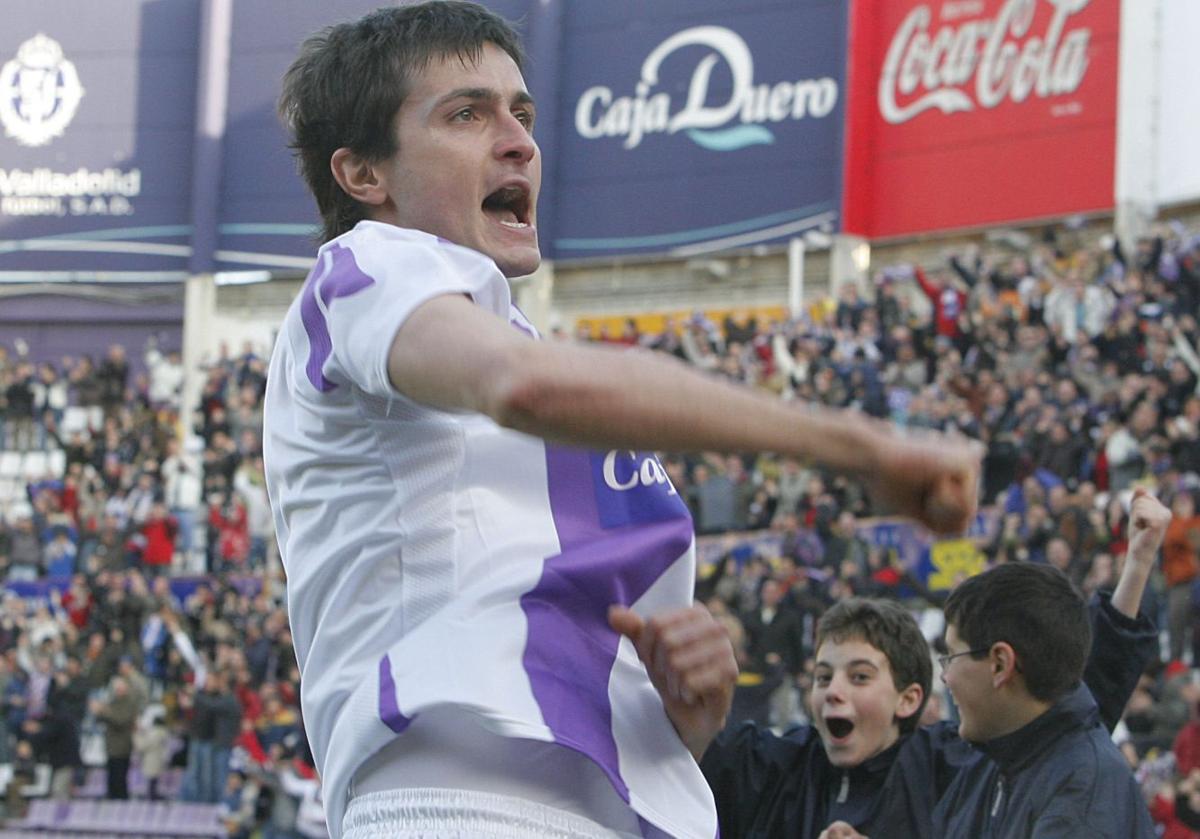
top-left (0, 219), bottom-right (1196, 835)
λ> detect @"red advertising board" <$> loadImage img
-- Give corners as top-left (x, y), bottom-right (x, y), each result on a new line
top-left (843, 0), bottom-right (1119, 239)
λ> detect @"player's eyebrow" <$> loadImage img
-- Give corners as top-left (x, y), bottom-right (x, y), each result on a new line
top-left (435, 87), bottom-right (535, 110)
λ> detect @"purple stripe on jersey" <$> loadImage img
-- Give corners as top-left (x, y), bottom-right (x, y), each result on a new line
top-left (510, 314), bottom-right (537, 339)
top-left (509, 303), bottom-right (538, 339)
top-left (300, 244), bottom-right (375, 392)
top-left (521, 444), bottom-right (693, 805)
top-left (378, 654), bottom-right (414, 734)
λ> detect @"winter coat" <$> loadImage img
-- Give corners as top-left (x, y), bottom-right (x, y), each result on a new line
top-left (932, 684), bottom-right (1154, 838)
top-left (133, 723), bottom-right (171, 779)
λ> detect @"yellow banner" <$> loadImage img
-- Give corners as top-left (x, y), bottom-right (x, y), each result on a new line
top-left (927, 539), bottom-right (986, 591)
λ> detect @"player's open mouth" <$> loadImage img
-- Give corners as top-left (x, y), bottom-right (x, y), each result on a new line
top-left (825, 718), bottom-right (855, 740)
top-left (482, 184), bottom-right (532, 229)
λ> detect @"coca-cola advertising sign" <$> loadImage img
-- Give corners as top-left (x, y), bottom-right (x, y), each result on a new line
top-left (843, 0), bottom-right (1118, 238)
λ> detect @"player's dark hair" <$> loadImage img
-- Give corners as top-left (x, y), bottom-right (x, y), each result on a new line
top-left (280, 2), bottom-right (525, 243)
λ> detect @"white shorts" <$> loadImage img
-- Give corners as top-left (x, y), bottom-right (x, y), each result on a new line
top-left (349, 708), bottom-right (644, 835)
top-left (342, 787), bottom-right (636, 839)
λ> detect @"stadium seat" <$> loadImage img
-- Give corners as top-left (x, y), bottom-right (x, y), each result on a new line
top-left (60, 406), bottom-right (90, 436)
top-left (163, 801), bottom-right (226, 836)
top-left (21, 451), bottom-right (48, 481)
top-left (59, 798), bottom-right (101, 831)
top-left (47, 448), bottom-right (66, 476)
top-left (91, 796), bottom-right (124, 830)
top-left (18, 763), bottom-right (52, 797)
top-left (74, 766), bottom-right (107, 798)
top-left (4, 797), bottom-right (59, 829)
top-left (0, 450), bottom-right (21, 478)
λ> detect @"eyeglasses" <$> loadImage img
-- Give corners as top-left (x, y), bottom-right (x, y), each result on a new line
top-left (938, 648), bottom-right (989, 670)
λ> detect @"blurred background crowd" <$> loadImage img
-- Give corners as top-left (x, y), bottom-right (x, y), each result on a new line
top-left (0, 221), bottom-right (1199, 836)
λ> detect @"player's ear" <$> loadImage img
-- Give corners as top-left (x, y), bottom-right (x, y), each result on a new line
top-left (331, 147), bottom-right (388, 206)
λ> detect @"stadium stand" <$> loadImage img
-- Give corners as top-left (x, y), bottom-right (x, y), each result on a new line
top-left (0, 221), bottom-right (1197, 835)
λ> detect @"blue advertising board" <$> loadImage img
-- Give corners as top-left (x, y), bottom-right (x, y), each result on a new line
top-left (0, 0), bottom-right (199, 277)
top-left (213, 1), bottom-right (384, 272)
top-left (0, 0), bottom-right (850, 275)
top-left (550, 0), bottom-right (847, 259)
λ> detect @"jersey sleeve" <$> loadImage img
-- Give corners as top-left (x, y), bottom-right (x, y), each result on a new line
top-left (305, 227), bottom-right (510, 400)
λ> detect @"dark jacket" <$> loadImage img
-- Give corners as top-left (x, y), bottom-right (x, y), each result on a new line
top-left (96, 691), bottom-right (138, 759)
top-left (31, 707), bottom-right (82, 769)
top-left (48, 672), bottom-right (89, 725)
top-left (211, 693), bottom-right (243, 749)
top-left (700, 593), bottom-right (1154, 839)
top-left (932, 684), bottom-right (1154, 838)
top-left (742, 603), bottom-right (807, 675)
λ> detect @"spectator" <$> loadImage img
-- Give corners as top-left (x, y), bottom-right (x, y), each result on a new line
top-left (208, 669), bottom-right (244, 803)
top-left (91, 675), bottom-right (139, 799)
top-left (256, 694), bottom-right (299, 751)
top-left (144, 338), bottom-right (184, 410)
top-left (44, 526), bottom-right (77, 578)
top-left (31, 361), bottom-right (68, 447)
top-left (185, 670), bottom-right (241, 804)
top-left (908, 264), bottom-right (970, 340)
top-left (234, 456), bottom-right (273, 570)
top-left (4, 361), bottom-right (36, 452)
top-left (161, 436), bottom-right (204, 567)
top-left (96, 344), bottom-right (130, 420)
top-left (24, 703), bottom-right (81, 800)
top-left (5, 738), bottom-right (36, 819)
top-left (1164, 491), bottom-right (1200, 662)
top-left (138, 501), bottom-right (178, 577)
top-left (740, 577), bottom-right (806, 727)
top-left (207, 492), bottom-right (250, 574)
top-left (1, 649), bottom-right (28, 718)
top-left (934, 562), bottom-right (1155, 838)
top-left (219, 769), bottom-right (260, 839)
top-left (133, 706), bottom-right (172, 800)
top-left (7, 514), bottom-right (43, 581)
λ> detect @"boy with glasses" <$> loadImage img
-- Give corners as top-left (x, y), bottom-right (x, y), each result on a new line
top-left (932, 534), bottom-right (1164, 837)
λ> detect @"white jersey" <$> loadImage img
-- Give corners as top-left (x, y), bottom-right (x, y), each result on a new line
top-left (263, 222), bottom-right (716, 839)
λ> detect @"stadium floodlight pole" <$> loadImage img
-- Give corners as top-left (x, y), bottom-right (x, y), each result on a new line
top-left (181, 0), bottom-right (233, 443)
top-left (788, 235), bottom-right (805, 319)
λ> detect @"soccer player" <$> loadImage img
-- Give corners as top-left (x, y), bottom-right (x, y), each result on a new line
top-left (265, 3), bottom-right (979, 837)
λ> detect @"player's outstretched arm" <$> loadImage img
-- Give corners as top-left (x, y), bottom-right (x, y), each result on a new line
top-left (608, 604), bottom-right (738, 761)
top-left (389, 294), bottom-right (981, 534)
